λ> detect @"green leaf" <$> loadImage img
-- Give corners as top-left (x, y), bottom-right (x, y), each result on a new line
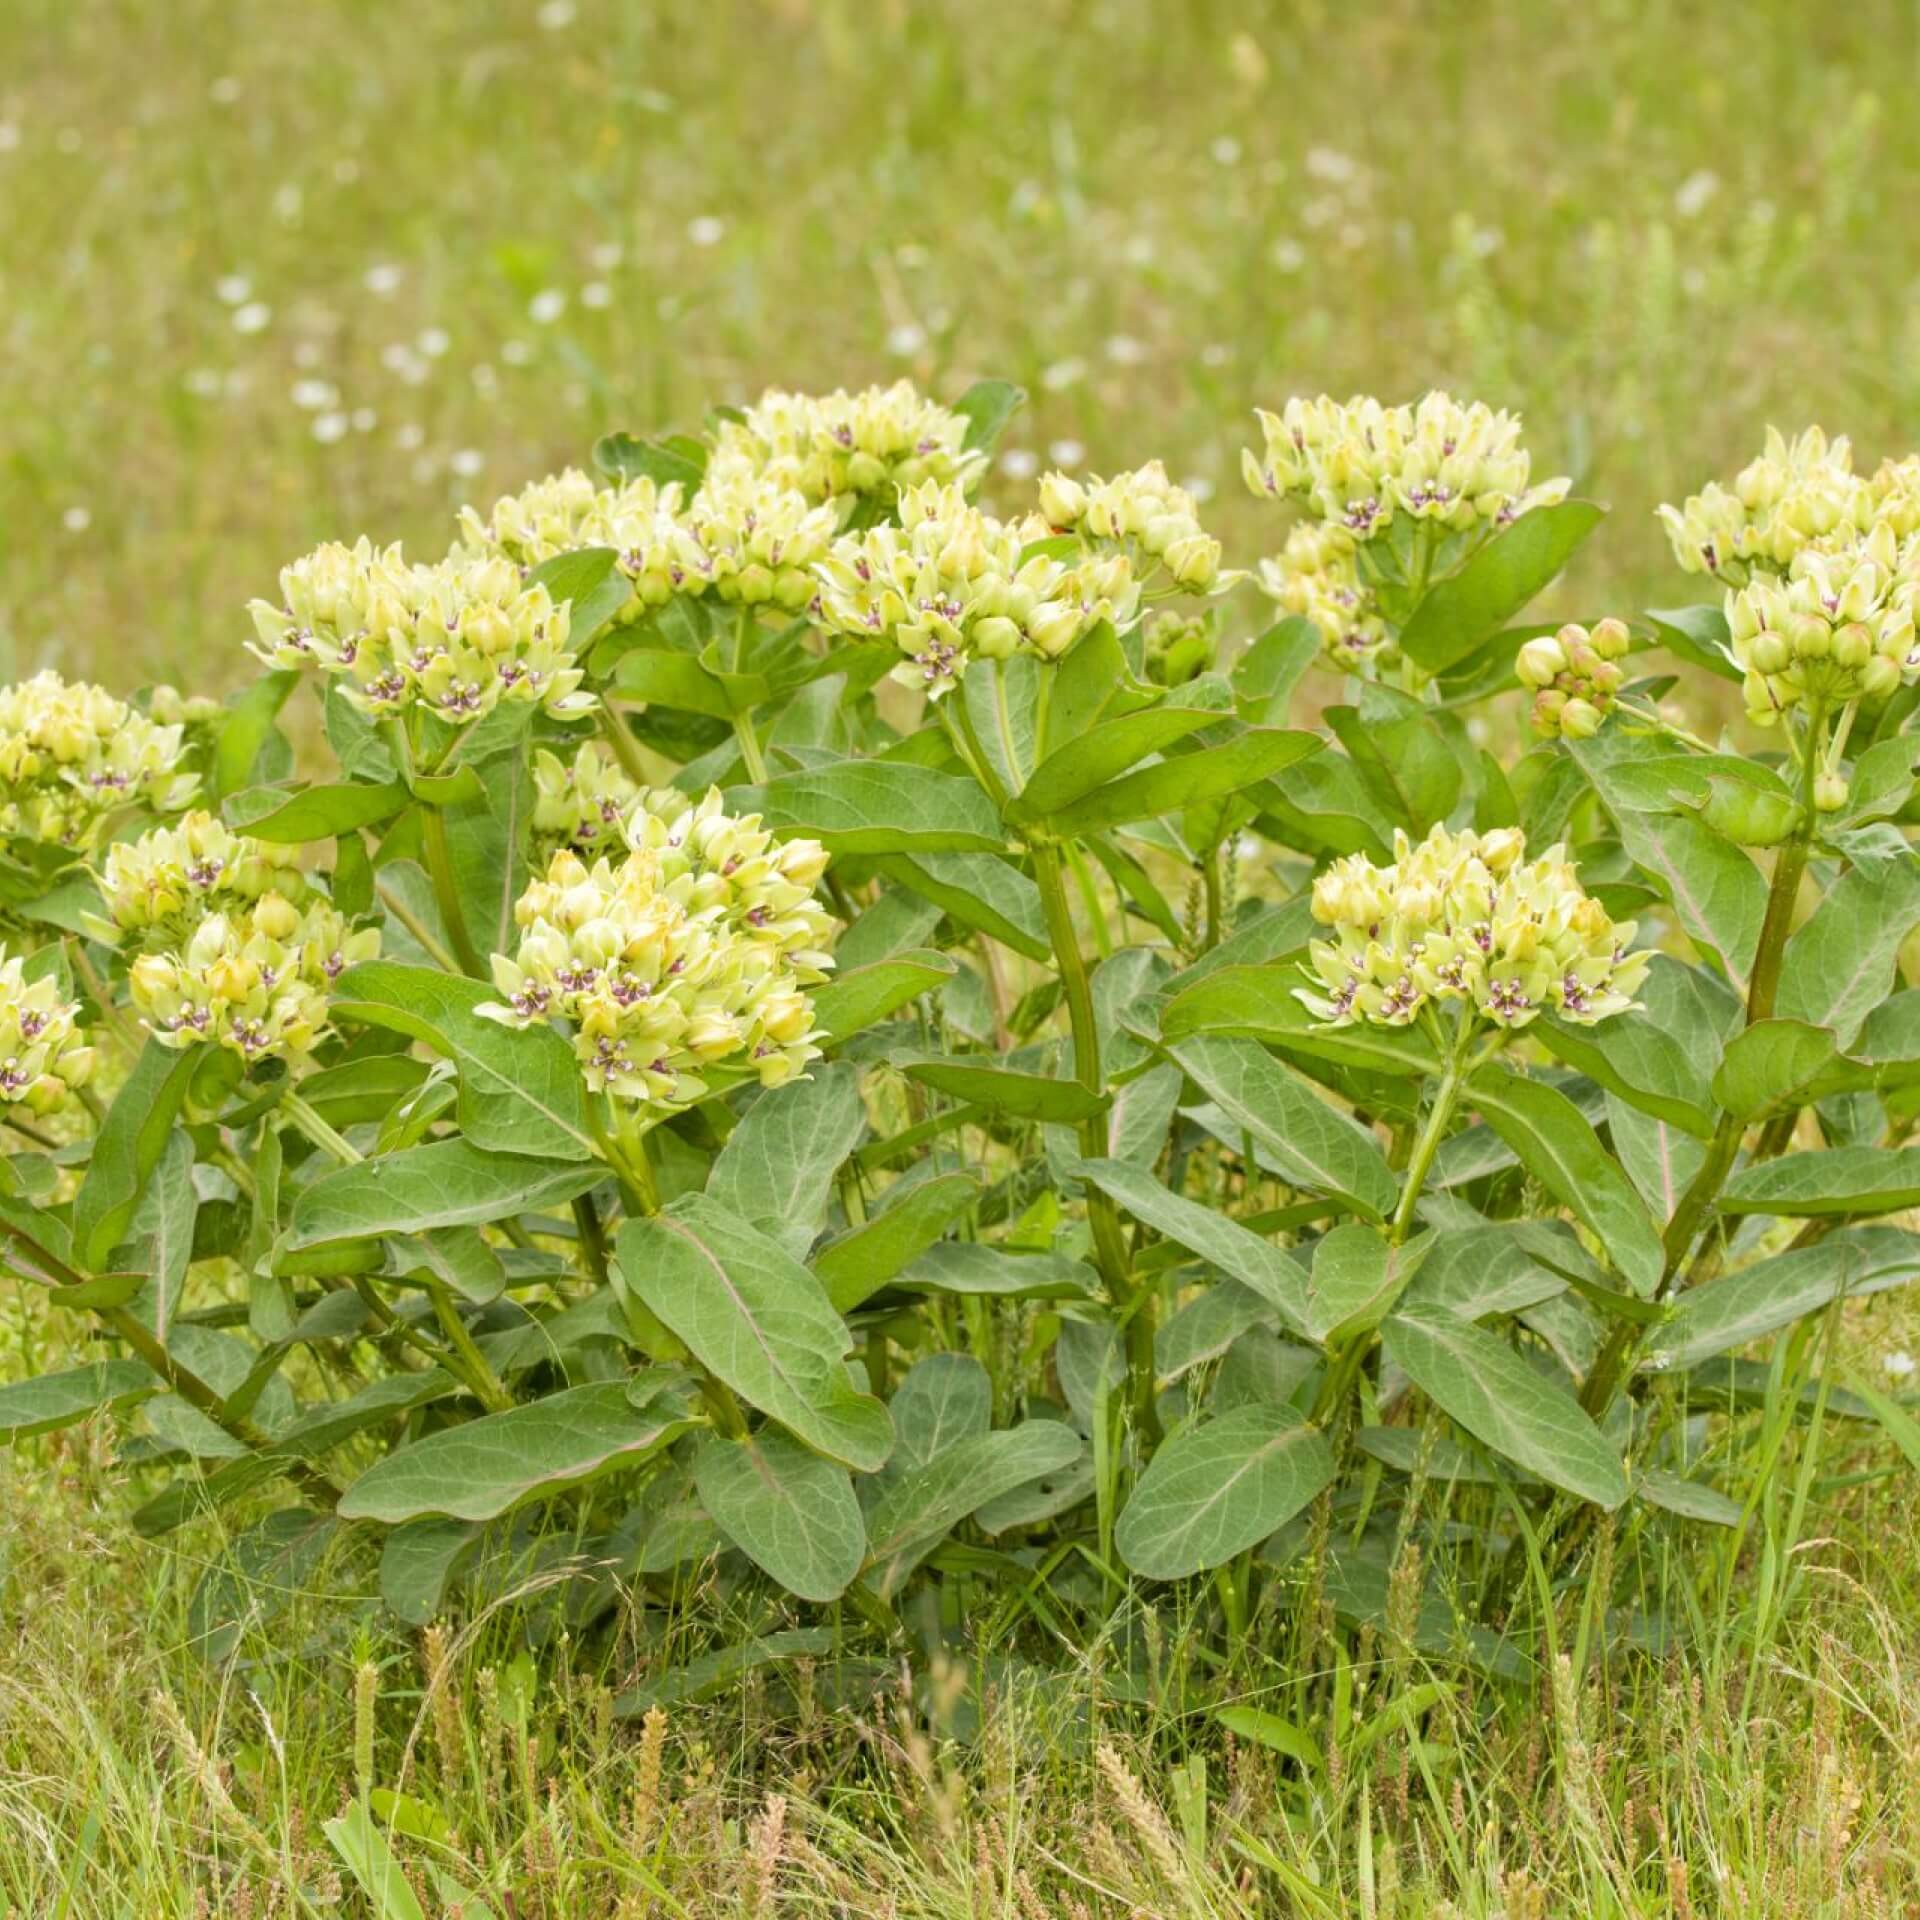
top-left (616, 1197), bottom-right (893, 1470)
top-left (693, 1428), bottom-right (865, 1601)
top-left (1397, 500), bottom-right (1606, 672)
top-left (1305, 1223), bottom-right (1431, 1345)
top-left (324, 1803), bottom-right (429, 1920)
top-left (1720, 1146), bottom-right (1920, 1217)
top-left (873, 853), bottom-right (1048, 960)
top-left (211, 671), bottom-right (299, 799)
top-left (1606, 1094), bottom-right (1709, 1225)
top-left (1467, 1064), bottom-right (1664, 1296)
top-left (707, 1064), bottom-right (866, 1258)
top-left (0, 1360), bottom-right (156, 1439)
top-left (286, 1140), bottom-right (600, 1247)
top-left (894, 1051), bottom-right (1103, 1123)
top-left (72, 1039), bottom-right (202, 1271)
top-left (1650, 1241), bottom-right (1862, 1369)
top-left (613, 1629), bottom-right (836, 1718)
top-left (862, 1420), bottom-right (1082, 1595)
top-left (226, 779), bottom-right (412, 843)
top-left (1382, 1306), bottom-right (1626, 1507)
top-left (901, 1242), bottom-right (1096, 1298)
top-left (1232, 619), bottom-right (1322, 726)
top-left (1635, 1468), bottom-right (1744, 1526)
top-left (1644, 605), bottom-right (1741, 681)
top-left (1848, 1375), bottom-right (1920, 1475)
top-left (380, 1516), bottom-right (479, 1624)
top-left (1115, 1405), bottom-right (1337, 1579)
top-left (1043, 730), bottom-right (1323, 837)
top-left (1168, 1035), bottom-right (1398, 1222)
top-left (1402, 1222), bottom-right (1568, 1320)
top-left (812, 948), bottom-right (956, 1043)
top-left (1080, 1157), bottom-right (1310, 1335)
top-left (525, 544), bottom-right (634, 649)
top-left (1535, 1006), bottom-right (1715, 1138)
top-left (1710, 1019), bottom-right (1842, 1121)
top-left (595, 431), bottom-right (705, 490)
top-left (814, 1171), bottom-right (981, 1312)
top-left (1160, 962), bottom-right (1440, 1077)
top-left (1779, 848), bottom-right (1920, 1049)
top-left (729, 763), bottom-right (1007, 854)
top-left (954, 378), bottom-right (1026, 453)
top-left (613, 647), bottom-right (736, 718)
top-left (331, 962), bottom-right (594, 1160)
top-left (1012, 678), bottom-right (1233, 819)
top-left (337, 1382), bottom-right (695, 1523)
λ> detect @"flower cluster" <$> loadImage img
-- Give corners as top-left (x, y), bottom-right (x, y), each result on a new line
top-left (1141, 611), bottom-right (1216, 688)
top-left (0, 950), bottom-right (94, 1115)
top-left (457, 468), bottom-right (687, 578)
top-left (127, 888), bottom-right (379, 1066)
top-left (247, 540), bottom-right (594, 723)
top-left (1302, 825), bottom-right (1647, 1032)
top-left (1255, 521), bottom-right (1392, 670)
top-left (531, 741), bottom-right (645, 860)
top-left (1244, 391), bottom-right (1564, 539)
top-left (707, 380), bottom-right (987, 507)
top-left (1658, 427), bottom-right (1874, 580)
top-left (814, 480), bottom-right (1139, 698)
top-left (1037, 461), bottom-right (1227, 592)
top-left (677, 468), bottom-right (841, 610)
top-left (1725, 522), bottom-right (1919, 727)
top-left (482, 788), bottom-right (834, 1109)
top-left (0, 671), bottom-right (198, 851)
top-left (1516, 619), bottom-right (1632, 740)
top-left (95, 811), bottom-right (311, 950)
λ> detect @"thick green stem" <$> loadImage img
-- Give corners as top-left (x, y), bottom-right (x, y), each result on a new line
top-left (1387, 1014), bottom-right (1473, 1248)
top-left (732, 712), bottom-right (770, 783)
top-left (596, 701), bottom-right (652, 787)
top-left (429, 1283), bottom-right (515, 1415)
top-left (376, 882), bottom-right (460, 974)
top-left (280, 1089), bottom-right (363, 1166)
top-left (419, 804), bottom-right (487, 979)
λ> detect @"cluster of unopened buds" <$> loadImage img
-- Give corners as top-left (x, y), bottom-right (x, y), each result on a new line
top-left (0, 949), bottom-right (94, 1115)
top-left (1659, 427), bottom-right (1878, 580)
top-left (1255, 521), bottom-right (1392, 669)
top-left (1140, 611), bottom-right (1216, 687)
top-left (481, 788), bottom-right (834, 1110)
top-left (1037, 461), bottom-right (1228, 593)
top-left (814, 479), bottom-right (1138, 698)
top-left (1726, 521), bottom-right (1919, 734)
top-left (531, 742), bottom-right (645, 860)
top-left (1301, 824), bottom-right (1648, 1033)
top-left (1244, 390), bottom-right (1566, 540)
top-left (94, 810), bottom-right (310, 949)
top-left (1516, 618), bottom-right (1632, 739)
top-left (0, 671), bottom-right (199, 851)
top-left (706, 380), bottom-right (987, 506)
top-left (248, 540), bottom-right (593, 724)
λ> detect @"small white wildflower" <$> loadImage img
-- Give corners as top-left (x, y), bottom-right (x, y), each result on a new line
top-left (0, 123), bottom-right (19, 153)
top-left (1041, 357), bottom-right (1086, 392)
top-left (589, 242), bottom-right (624, 271)
top-left (61, 506), bottom-right (91, 533)
top-left (1271, 237), bottom-right (1306, 272)
top-left (1305, 145), bottom-right (1358, 184)
top-left (1674, 169), bottom-right (1720, 219)
top-left (185, 369), bottom-right (222, 398)
top-left (687, 215), bottom-right (726, 248)
top-left (529, 289), bottom-right (567, 325)
top-left (450, 448), bottom-right (486, 478)
top-left (580, 281), bottom-right (612, 309)
top-left (500, 339), bottom-right (534, 366)
top-left (394, 423), bottom-right (426, 451)
top-left (289, 379), bottom-right (338, 411)
top-left (272, 183), bottom-right (302, 223)
top-left (231, 302), bottom-right (271, 335)
top-left (885, 322), bottom-right (927, 357)
top-left (998, 448), bottom-right (1039, 481)
top-left (1200, 342), bottom-right (1233, 368)
top-left (1047, 439), bottom-right (1086, 469)
top-left (471, 364), bottom-right (498, 393)
top-left (351, 408), bottom-right (377, 433)
top-left (1211, 135), bottom-right (1242, 166)
top-left (363, 262), bottom-right (403, 296)
top-left (1105, 334), bottom-right (1147, 367)
top-left (417, 326), bottom-right (450, 357)
top-left (536, 0), bottom-right (576, 24)
top-left (311, 411), bottom-right (349, 445)
top-left (208, 76), bottom-right (242, 106)
top-left (1884, 1350), bottom-right (1916, 1380)
top-left (333, 157), bottom-right (361, 185)
top-left (215, 274), bottom-right (252, 306)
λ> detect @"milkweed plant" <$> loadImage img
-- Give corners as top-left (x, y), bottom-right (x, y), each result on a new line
top-left (4, 376), bottom-right (1920, 1708)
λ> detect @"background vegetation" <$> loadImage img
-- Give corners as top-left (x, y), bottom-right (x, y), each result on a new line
top-left (4, 2), bottom-right (1920, 1914)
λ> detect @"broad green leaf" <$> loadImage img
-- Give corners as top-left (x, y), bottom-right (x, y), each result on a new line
top-left (813, 1171), bottom-right (981, 1312)
top-left (1080, 1157), bottom-right (1310, 1335)
top-left (1710, 1019), bottom-right (1841, 1121)
top-left (895, 1053), bottom-right (1103, 1123)
top-left (211, 670), bottom-right (299, 799)
top-left (1232, 618), bottom-right (1323, 725)
top-left (901, 1242), bottom-right (1096, 1298)
top-left (613, 647), bottom-right (736, 717)
top-left (1012, 677), bottom-right (1233, 818)
top-left (954, 378), bottom-right (1026, 452)
top-left (1467, 1064), bottom-right (1663, 1296)
top-left (729, 763), bottom-right (1007, 854)
top-left (1720, 1146), bottom-right (1920, 1217)
top-left (1606, 1093), bottom-right (1709, 1225)
top-left (616, 1197), bottom-right (893, 1470)
top-left (1169, 1034), bottom-right (1398, 1221)
top-left (1214, 1707), bottom-right (1325, 1777)
top-left (1535, 1004), bottom-right (1715, 1138)
top-left (286, 1140), bottom-right (600, 1247)
top-left (337, 1382), bottom-right (695, 1523)
top-left (1402, 1222), bottom-right (1568, 1320)
top-left (1849, 1375), bottom-right (1920, 1475)
top-left (380, 1516), bottom-right (478, 1625)
top-left (693, 1428), bottom-right (865, 1601)
top-left (72, 1039), bottom-right (202, 1271)
top-left (324, 1803), bottom-right (429, 1920)
top-left (613, 1628), bottom-right (836, 1717)
top-left (862, 1420), bottom-right (1082, 1595)
top-left (189, 1508), bottom-right (340, 1663)
top-left (880, 1352), bottom-right (991, 1481)
top-left (595, 431), bottom-right (706, 490)
top-left (331, 961), bottom-right (594, 1160)
top-left (1156, 1281), bottom-right (1275, 1380)
top-left (874, 852), bottom-right (1048, 959)
top-left (1397, 500), bottom-right (1606, 672)
top-left (1382, 1306), bottom-right (1627, 1507)
top-left (707, 1063), bottom-right (866, 1258)
top-left (1644, 604), bottom-right (1741, 681)
top-left (1115, 1405), bottom-right (1336, 1579)
top-left (1044, 730), bottom-right (1323, 837)
top-left (225, 779), bottom-right (410, 842)
top-left (1636, 1468), bottom-right (1744, 1526)
top-left (1159, 962), bottom-right (1440, 1077)
top-left (812, 948), bottom-right (956, 1042)
top-left (1779, 848), bottom-right (1920, 1049)
top-left (1325, 692), bottom-right (1464, 836)
top-left (1305, 1223), bottom-right (1431, 1345)
top-left (1649, 1241), bottom-right (1862, 1369)
top-left (0, 1360), bottom-right (156, 1439)
top-left (525, 544), bottom-right (633, 648)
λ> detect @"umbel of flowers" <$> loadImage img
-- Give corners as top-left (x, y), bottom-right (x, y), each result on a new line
top-left (0, 670), bottom-right (199, 850)
top-left (1302, 824), bottom-right (1648, 1033)
top-left (482, 787), bottom-right (835, 1112)
top-left (0, 949), bottom-right (94, 1114)
top-left (1255, 522), bottom-right (1391, 670)
top-left (246, 541), bottom-right (594, 723)
top-left (1036, 460), bottom-right (1227, 593)
top-left (1516, 618), bottom-right (1632, 740)
top-left (530, 741), bottom-right (646, 861)
top-left (105, 816), bottom-right (380, 1065)
top-left (813, 479), bottom-right (1141, 698)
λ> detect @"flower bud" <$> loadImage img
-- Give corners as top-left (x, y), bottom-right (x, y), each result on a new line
top-left (1515, 637), bottom-right (1566, 688)
top-left (1815, 772), bottom-right (1850, 813)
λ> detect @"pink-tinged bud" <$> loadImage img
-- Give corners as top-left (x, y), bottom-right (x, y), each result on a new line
top-left (1560, 698), bottom-right (1603, 739)
top-left (1515, 637), bottom-right (1566, 688)
top-left (1589, 617), bottom-right (1631, 661)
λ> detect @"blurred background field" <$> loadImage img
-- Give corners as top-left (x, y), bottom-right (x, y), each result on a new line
top-left (5, 0), bottom-right (1920, 691)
